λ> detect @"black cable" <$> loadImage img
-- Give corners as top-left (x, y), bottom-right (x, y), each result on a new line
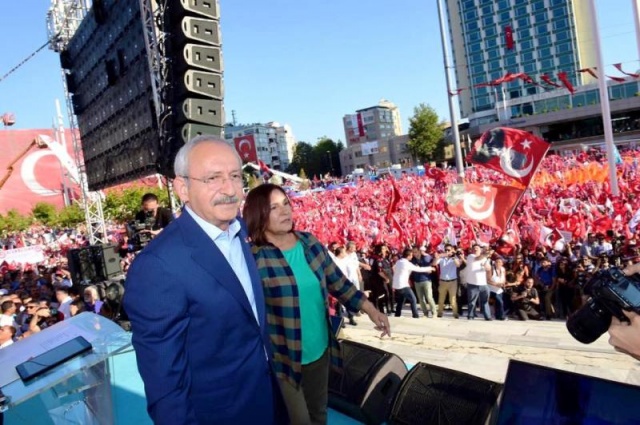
top-left (0, 40), bottom-right (51, 85)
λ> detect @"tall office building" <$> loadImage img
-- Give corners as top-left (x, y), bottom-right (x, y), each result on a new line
top-left (445, 0), bottom-right (596, 125)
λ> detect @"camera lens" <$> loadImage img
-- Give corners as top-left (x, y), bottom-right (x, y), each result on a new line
top-left (566, 299), bottom-right (612, 344)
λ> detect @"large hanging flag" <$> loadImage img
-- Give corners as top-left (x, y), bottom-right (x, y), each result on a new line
top-left (466, 127), bottom-right (550, 186)
top-left (504, 25), bottom-right (514, 50)
top-left (445, 183), bottom-right (524, 231)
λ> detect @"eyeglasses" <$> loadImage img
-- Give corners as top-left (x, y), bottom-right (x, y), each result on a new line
top-left (179, 173), bottom-right (243, 189)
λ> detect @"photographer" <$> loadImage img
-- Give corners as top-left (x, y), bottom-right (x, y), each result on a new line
top-left (134, 193), bottom-right (173, 237)
top-left (608, 262), bottom-right (640, 360)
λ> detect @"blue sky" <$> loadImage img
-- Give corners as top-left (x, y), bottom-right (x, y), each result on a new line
top-left (0, 0), bottom-right (638, 144)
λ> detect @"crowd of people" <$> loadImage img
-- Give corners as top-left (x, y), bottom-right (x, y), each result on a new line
top-left (1, 138), bottom-right (640, 424)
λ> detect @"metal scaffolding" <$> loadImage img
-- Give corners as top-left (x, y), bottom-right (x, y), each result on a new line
top-left (47, 0), bottom-right (108, 245)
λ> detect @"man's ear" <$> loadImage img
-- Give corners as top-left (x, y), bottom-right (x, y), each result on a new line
top-left (173, 177), bottom-right (189, 203)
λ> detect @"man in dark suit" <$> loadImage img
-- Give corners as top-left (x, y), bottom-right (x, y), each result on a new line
top-left (124, 136), bottom-right (284, 424)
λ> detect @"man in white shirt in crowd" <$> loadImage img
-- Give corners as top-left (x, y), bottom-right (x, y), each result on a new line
top-left (392, 248), bottom-right (435, 318)
top-left (0, 325), bottom-right (15, 348)
top-left (433, 244), bottom-right (464, 318)
top-left (465, 244), bottom-right (493, 321)
top-left (0, 301), bottom-right (18, 329)
top-left (55, 287), bottom-right (74, 319)
top-left (345, 241), bottom-right (368, 291)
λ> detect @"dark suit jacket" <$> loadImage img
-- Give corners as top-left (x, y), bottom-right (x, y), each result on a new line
top-left (124, 211), bottom-right (281, 424)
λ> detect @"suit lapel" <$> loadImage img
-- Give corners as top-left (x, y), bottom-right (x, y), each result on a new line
top-left (239, 225), bottom-right (266, 330)
top-left (179, 213), bottom-right (258, 326)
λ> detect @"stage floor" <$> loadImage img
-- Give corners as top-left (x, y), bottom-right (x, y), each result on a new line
top-left (6, 311), bottom-right (640, 424)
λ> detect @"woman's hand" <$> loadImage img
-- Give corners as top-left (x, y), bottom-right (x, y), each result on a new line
top-left (361, 301), bottom-right (391, 337)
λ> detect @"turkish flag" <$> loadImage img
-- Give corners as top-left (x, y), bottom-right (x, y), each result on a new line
top-left (424, 164), bottom-right (447, 181)
top-left (539, 225), bottom-right (564, 249)
top-left (591, 216), bottom-right (613, 234)
top-left (386, 179), bottom-right (403, 222)
top-left (505, 26), bottom-right (514, 50)
top-left (234, 135), bottom-right (258, 163)
top-left (466, 127), bottom-right (550, 186)
top-left (446, 183), bottom-right (524, 230)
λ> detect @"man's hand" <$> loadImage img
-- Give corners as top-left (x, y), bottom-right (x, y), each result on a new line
top-left (608, 310), bottom-right (640, 361)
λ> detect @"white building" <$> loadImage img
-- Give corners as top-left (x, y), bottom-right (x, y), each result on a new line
top-left (224, 122), bottom-right (296, 170)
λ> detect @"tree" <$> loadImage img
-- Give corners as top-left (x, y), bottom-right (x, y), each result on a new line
top-left (287, 141), bottom-right (314, 175)
top-left (0, 209), bottom-right (32, 232)
top-left (314, 137), bottom-right (342, 177)
top-left (32, 202), bottom-right (57, 226)
top-left (54, 204), bottom-right (85, 228)
top-left (407, 104), bottom-right (446, 162)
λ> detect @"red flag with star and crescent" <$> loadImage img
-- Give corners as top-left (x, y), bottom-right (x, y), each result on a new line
top-left (466, 127), bottom-right (550, 186)
top-left (234, 135), bottom-right (258, 163)
top-left (445, 183), bottom-right (524, 231)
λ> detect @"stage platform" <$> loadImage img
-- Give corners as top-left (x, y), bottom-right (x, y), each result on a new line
top-left (5, 312), bottom-right (639, 424)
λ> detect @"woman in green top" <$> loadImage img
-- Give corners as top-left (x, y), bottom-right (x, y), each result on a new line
top-left (243, 184), bottom-right (390, 425)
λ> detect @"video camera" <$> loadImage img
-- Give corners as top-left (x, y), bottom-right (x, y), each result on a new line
top-left (127, 210), bottom-right (155, 251)
top-left (566, 267), bottom-right (640, 344)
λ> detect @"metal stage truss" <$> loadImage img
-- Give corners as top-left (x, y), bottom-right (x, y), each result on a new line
top-left (46, 0), bottom-right (168, 244)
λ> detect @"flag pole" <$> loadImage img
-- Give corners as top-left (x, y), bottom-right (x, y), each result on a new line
top-left (632, 0), bottom-right (640, 66)
top-left (437, 0), bottom-right (465, 183)
top-left (587, 0), bottom-right (620, 196)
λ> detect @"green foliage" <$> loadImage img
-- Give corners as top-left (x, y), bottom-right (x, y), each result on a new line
top-left (407, 103), bottom-right (445, 161)
top-left (0, 209), bottom-right (33, 232)
top-left (287, 137), bottom-right (344, 178)
top-left (287, 141), bottom-right (314, 175)
top-left (32, 202), bottom-right (57, 226)
top-left (54, 203), bottom-right (85, 228)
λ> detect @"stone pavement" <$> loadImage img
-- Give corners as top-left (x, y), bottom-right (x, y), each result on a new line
top-left (339, 312), bottom-right (640, 385)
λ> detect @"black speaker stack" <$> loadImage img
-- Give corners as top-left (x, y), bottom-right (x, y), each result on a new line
top-left (66, 244), bottom-right (123, 285)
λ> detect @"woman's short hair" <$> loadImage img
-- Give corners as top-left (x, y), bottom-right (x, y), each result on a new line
top-left (243, 184), bottom-right (292, 246)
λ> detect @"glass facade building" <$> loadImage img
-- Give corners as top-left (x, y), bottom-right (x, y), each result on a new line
top-left (445, 0), bottom-right (596, 120)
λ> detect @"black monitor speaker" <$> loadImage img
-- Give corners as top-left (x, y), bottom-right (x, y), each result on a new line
top-left (389, 362), bottom-right (503, 425)
top-left (67, 245), bottom-right (122, 285)
top-left (329, 340), bottom-right (408, 425)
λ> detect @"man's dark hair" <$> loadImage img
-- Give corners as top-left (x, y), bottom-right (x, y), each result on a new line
top-left (402, 248), bottom-right (413, 259)
top-left (1, 300), bottom-right (14, 313)
top-left (141, 193), bottom-right (159, 204)
top-left (243, 184), bottom-right (293, 246)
